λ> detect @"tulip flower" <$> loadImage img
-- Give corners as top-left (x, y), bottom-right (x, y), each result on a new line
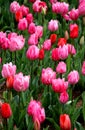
top-left (60, 114), bottom-right (71, 130)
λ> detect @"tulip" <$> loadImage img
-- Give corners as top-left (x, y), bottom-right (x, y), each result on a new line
top-left (70, 24), bottom-right (79, 39)
top-left (6, 76), bottom-right (14, 89)
top-left (82, 61), bottom-right (85, 75)
top-left (68, 70), bottom-right (79, 85)
top-left (60, 114), bottom-right (71, 130)
top-left (1, 103), bottom-right (12, 118)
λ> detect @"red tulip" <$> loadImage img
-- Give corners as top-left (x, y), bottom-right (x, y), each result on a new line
top-left (70, 24), bottom-right (79, 39)
top-left (58, 38), bottom-right (67, 47)
top-left (1, 103), bottom-right (12, 118)
top-left (60, 114), bottom-right (71, 130)
top-left (50, 34), bottom-right (57, 44)
top-left (6, 76), bottom-right (14, 89)
top-left (39, 48), bottom-right (45, 60)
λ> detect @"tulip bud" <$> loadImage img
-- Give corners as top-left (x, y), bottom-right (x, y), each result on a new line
top-left (60, 114), bottom-right (71, 130)
top-left (64, 30), bottom-right (69, 40)
top-left (80, 36), bottom-right (84, 45)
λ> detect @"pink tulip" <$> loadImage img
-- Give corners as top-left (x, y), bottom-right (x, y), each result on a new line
top-left (48, 20), bottom-right (58, 32)
top-left (58, 45), bottom-right (68, 60)
top-left (10, 1), bottom-right (20, 13)
top-left (19, 5), bottom-right (29, 16)
top-left (43, 39), bottom-right (51, 51)
top-left (0, 31), bottom-right (6, 44)
top-left (35, 26), bottom-right (43, 38)
top-left (82, 61), bottom-right (85, 75)
top-left (59, 91), bottom-right (69, 104)
top-left (33, 1), bottom-right (47, 13)
top-left (18, 18), bottom-right (28, 30)
top-left (41, 67), bottom-right (56, 85)
top-left (8, 32), bottom-right (25, 52)
top-left (0, 31), bottom-right (9, 49)
top-left (1, 62), bottom-right (16, 78)
top-left (26, 45), bottom-right (39, 60)
top-left (52, 78), bottom-right (68, 93)
top-left (28, 22), bottom-right (36, 34)
top-left (26, 13), bottom-right (34, 24)
top-left (28, 33), bottom-right (38, 45)
top-left (27, 100), bottom-right (45, 123)
top-left (56, 61), bottom-right (66, 74)
top-left (68, 70), bottom-right (79, 85)
top-left (69, 9), bottom-right (79, 20)
top-left (78, 1), bottom-right (85, 16)
top-left (13, 72), bottom-right (30, 92)
top-left (67, 44), bottom-right (76, 55)
top-left (52, 2), bottom-right (69, 15)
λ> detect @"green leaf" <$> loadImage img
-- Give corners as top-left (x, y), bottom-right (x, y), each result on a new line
top-left (74, 121), bottom-right (84, 130)
top-left (82, 91), bottom-right (85, 121)
top-left (46, 117), bottom-right (60, 130)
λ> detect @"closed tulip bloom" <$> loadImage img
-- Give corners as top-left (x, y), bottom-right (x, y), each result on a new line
top-left (6, 76), bottom-right (14, 89)
top-left (28, 33), bottom-right (38, 45)
top-left (48, 20), bottom-right (58, 32)
top-left (52, 78), bottom-right (68, 93)
top-left (60, 114), bottom-right (71, 130)
top-left (1, 103), bottom-right (12, 118)
top-left (1, 62), bottom-right (16, 78)
top-left (82, 61), bottom-right (85, 75)
top-left (68, 70), bottom-right (79, 85)
top-left (0, 31), bottom-right (9, 50)
top-left (39, 48), bottom-right (44, 60)
top-left (35, 26), bottom-right (43, 38)
top-left (26, 45), bottom-right (39, 60)
top-left (18, 18), bottom-right (28, 30)
top-left (26, 13), bottom-right (34, 24)
top-left (50, 34), bottom-right (57, 44)
top-left (19, 5), bottom-right (29, 16)
top-left (58, 38), bottom-right (67, 47)
top-left (28, 22), bottom-right (36, 34)
top-left (10, 1), bottom-right (20, 13)
top-left (69, 9), bottom-right (79, 20)
top-left (56, 61), bottom-right (66, 74)
top-left (67, 44), bottom-right (76, 55)
top-left (27, 100), bottom-right (45, 123)
top-left (70, 24), bottom-right (79, 39)
top-left (15, 10), bottom-right (23, 22)
top-left (51, 48), bottom-right (60, 61)
top-left (58, 45), bottom-right (68, 60)
top-left (78, 1), bottom-right (85, 16)
top-left (13, 72), bottom-right (30, 92)
top-left (41, 67), bottom-right (56, 85)
top-left (59, 91), bottom-right (69, 104)
top-left (43, 39), bottom-right (51, 51)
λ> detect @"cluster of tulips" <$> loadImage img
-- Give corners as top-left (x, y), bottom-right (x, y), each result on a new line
top-left (0, 0), bottom-right (85, 130)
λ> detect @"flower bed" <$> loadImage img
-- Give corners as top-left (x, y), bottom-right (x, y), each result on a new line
top-left (0, 0), bottom-right (85, 130)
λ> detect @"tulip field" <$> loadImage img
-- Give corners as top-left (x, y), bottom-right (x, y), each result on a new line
top-left (0, 0), bottom-right (85, 130)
